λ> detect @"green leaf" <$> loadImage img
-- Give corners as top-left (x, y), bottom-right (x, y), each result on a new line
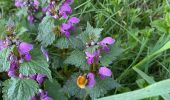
top-left (0, 48), bottom-right (12, 72)
top-left (56, 36), bottom-right (84, 49)
top-left (64, 50), bottom-right (89, 70)
top-left (19, 48), bottom-right (52, 80)
top-left (100, 45), bottom-right (124, 66)
top-left (37, 16), bottom-right (55, 46)
top-left (89, 77), bottom-right (120, 99)
top-left (78, 22), bottom-right (103, 44)
top-left (151, 19), bottom-right (169, 33)
top-left (2, 78), bottom-right (39, 100)
top-left (97, 79), bottom-right (170, 100)
top-left (44, 79), bottom-right (68, 100)
top-left (134, 67), bottom-right (170, 100)
top-left (0, 19), bottom-right (6, 39)
top-left (85, 45), bottom-right (99, 54)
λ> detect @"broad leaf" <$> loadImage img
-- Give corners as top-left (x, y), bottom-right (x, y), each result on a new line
top-left (100, 45), bottom-right (124, 66)
top-left (56, 36), bottom-right (84, 49)
top-left (78, 22), bottom-right (103, 44)
top-left (19, 48), bottom-right (52, 80)
top-left (2, 78), bottom-right (39, 100)
top-left (44, 80), bottom-right (68, 100)
top-left (37, 16), bottom-right (55, 46)
top-left (0, 48), bottom-right (12, 72)
top-left (64, 50), bottom-right (89, 70)
top-left (89, 77), bottom-right (120, 99)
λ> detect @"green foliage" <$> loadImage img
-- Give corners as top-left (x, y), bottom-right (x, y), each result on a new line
top-left (19, 48), bottom-right (52, 80)
top-left (0, 48), bottom-right (12, 72)
top-left (64, 50), bottom-right (89, 70)
top-left (56, 36), bottom-right (84, 49)
top-left (37, 16), bottom-right (56, 46)
top-left (97, 79), bottom-right (170, 100)
top-left (2, 78), bottom-right (39, 100)
top-left (100, 45), bottom-right (124, 66)
top-left (44, 79), bottom-right (68, 100)
top-left (89, 77), bottom-right (120, 99)
top-left (78, 22), bottom-right (103, 44)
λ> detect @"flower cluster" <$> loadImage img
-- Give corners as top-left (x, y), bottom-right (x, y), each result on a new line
top-left (15, 0), bottom-right (40, 23)
top-left (30, 90), bottom-right (52, 100)
top-left (76, 37), bottom-right (115, 89)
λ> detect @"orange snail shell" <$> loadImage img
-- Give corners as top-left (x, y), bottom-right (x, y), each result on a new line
top-left (76, 75), bottom-right (88, 89)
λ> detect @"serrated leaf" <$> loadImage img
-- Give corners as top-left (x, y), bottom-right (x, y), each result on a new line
top-left (44, 79), bottom-right (68, 100)
top-left (37, 16), bottom-right (55, 46)
top-left (100, 45), bottom-right (124, 66)
top-left (56, 36), bottom-right (84, 49)
top-left (78, 22), bottom-right (103, 44)
top-left (63, 73), bottom-right (86, 99)
top-left (64, 50), bottom-right (89, 70)
top-left (19, 49), bottom-right (52, 80)
top-left (85, 45), bottom-right (99, 53)
top-left (89, 77), bottom-right (120, 99)
top-left (0, 48), bottom-right (11, 72)
top-left (2, 78), bottom-right (39, 100)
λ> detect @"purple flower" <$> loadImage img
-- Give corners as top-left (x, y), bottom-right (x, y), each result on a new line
top-left (65, 0), bottom-right (74, 4)
top-left (60, 17), bottom-right (80, 38)
top-left (36, 74), bottom-right (46, 85)
top-left (68, 17), bottom-right (80, 25)
top-left (98, 66), bottom-right (112, 79)
top-left (27, 15), bottom-right (34, 24)
top-left (15, 0), bottom-right (24, 7)
top-left (7, 69), bottom-right (17, 77)
top-left (41, 46), bottom-right (49, 62)
top-left (85, 50), bottom-right (100, 65)
top-left (99, 37), bottom-right (115, 52)
top-left (39, 91), bottom-right (52, 100)
top-left (59, 3), bottom-right (72, 18)
top-left (30, 96), bottom-right (36, 100)
top-left (18, 42), bottom-right (33, 61)
top-left (29, 74), bottom-right (46, 85)
top-left (7, 53), bottom-right (18, 77)
top-left (0, 40), bottom-right (7, 50)
top-left (34, 0), bottom-right (40, 8)
top-left (87, 72), bottom-right (96, 88)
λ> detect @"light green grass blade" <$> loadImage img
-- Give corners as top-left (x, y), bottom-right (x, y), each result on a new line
top-left (97, 79), bottom-right (170, 100)
top-left (133, 67), bottom-right (170, 100)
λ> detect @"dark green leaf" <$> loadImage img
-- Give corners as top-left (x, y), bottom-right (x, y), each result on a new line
top-left (0, 48), bottom-right (12, 72)
top-left (44, 79), bottom-right (68, 100)
top-left (2, 78), bottom-right (39, 100)
top-left (37, 16), bottom-right (55, 46)
top-left (19, 48), bottom-right (52, 80)
top-left (64, 50), bottom-right (89, 70)
top-left (100, 45), bottom-right (124, 66)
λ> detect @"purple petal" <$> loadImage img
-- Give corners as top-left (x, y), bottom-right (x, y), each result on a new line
top-left (36, 74), bottom-right (46, 85)
top-left (64, 31), bottom-right (70, 38)
top-left (65, 0), bottom-right (74, 4)
top-left (24, 53), bottom-right (32, 61)
top-left (41, 96), bottom-right (53, 100)
top-left (15, 0), bottom-right (24, 7)
top-left (87, 57), bottom-right (94, 65)
top-left (29, 74), bottom-right (37, 80)
top-left (68, 17), bottom-right (80, 24)
top-left (27, 15), bottom-right (34, 24)
top-left (0, 40), bottom-right (7, 50)
top-left (99, 37), bottom-right (115, 46)
top-left (34, 0), bottom-right (39, 7)
top-left (7, 69), bottom-right (17, 77)
top-left (85, 52), bottom-right (96, 58)
top-left (30, 96), bottom-right (36, 100)
top-left (59, 3), bottom-right (72, 18)
top-left (87, 72), bottom-right (96, 88)
top-left (98, 67), bottom-right (112, 79)
top-left (39, 91), bottom-right (52, 100)
top-left (18, 42), bottom-right (33, 55)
